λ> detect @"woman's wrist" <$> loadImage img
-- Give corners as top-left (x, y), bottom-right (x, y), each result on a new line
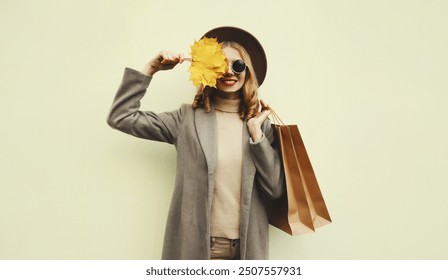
top-left (249, 127), bottom-right (263, 142)
top-left (141, 63), bottom-right (158, 77)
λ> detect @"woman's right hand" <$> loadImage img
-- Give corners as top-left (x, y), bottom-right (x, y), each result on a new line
top-left (141, 51), bottom-right (187, 76)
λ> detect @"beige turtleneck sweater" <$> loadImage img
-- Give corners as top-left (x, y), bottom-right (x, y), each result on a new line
top-left (210, 96), bottom-right (243, 239)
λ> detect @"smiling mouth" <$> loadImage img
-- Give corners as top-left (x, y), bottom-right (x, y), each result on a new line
top-left (220, 79), bottom-right (237, 86)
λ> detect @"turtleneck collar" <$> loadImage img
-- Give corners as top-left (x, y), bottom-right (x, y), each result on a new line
top-left (214, 96), bottom-right (240, 113)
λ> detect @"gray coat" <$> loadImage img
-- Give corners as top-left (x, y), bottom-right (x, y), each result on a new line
top-left (107, 68), bottom-right (284, 259)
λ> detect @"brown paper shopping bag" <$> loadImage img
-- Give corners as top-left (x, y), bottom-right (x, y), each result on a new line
top-left (265, 109), bottom-right (332, 235)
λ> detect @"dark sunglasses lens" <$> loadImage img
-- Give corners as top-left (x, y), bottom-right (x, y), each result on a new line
top-left (232, 59), bottom-right (246, 73)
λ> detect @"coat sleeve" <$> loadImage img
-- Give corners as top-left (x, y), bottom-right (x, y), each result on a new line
top-left (249, 118), bottom-right (285, 200)
top-left (107, 67), bottom-right (186, 144)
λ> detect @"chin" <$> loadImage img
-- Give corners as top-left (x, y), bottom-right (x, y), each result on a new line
top-left (219, 88), bottom-right (238, 93)
top-left (217, 84), bottom-right (243, 93)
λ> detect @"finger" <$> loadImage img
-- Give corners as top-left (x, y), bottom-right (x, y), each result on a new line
top-left (169, 52), bottom-right (183, 62)
top-left (261, 108), bottom-right (271, 117)
top-left (179, 53), bottom-right (186, 63)
top-left (166, 50), bottom-right (175, 61)
top-left (160, 51), bottom-right (176, 63)
top-left (160, 50), bottom-right (169, 63)
top-left (156, 51), bottom-right (165, 62)
top-left (171, 53), bottom-right (183, 63)
top-left (256, 109), bottom-right (271, 123)
top-left (260, 99), bottom-right (270, 111)
top-left (162, 50), bottom-right (173, 61)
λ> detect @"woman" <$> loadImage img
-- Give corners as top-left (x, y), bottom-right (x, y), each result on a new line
top-left (107, 26), bottom-right (284, 260)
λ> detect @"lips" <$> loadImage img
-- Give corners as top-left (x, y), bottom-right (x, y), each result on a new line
top-left (220, 78), bottom-right (237, 86)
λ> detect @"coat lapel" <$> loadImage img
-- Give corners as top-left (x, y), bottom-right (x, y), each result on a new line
top-left (194, 104), bottom-right (218, 176)
top-left (241, 123), bottom-right (256, 197)
top-left (194, 104), bottom-right (218, 216)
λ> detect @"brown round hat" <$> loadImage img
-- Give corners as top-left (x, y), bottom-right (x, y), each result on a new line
top-left (202, 26), bottom-right (267, 87)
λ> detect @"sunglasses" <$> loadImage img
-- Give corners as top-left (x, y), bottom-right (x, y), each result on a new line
top-left (230, 59), bottom-right (247, 74)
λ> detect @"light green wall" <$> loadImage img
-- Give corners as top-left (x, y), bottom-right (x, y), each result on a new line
top-left (1, 0), bottom-right (447, 259)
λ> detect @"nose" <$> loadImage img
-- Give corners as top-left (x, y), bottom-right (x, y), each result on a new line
top-left (224, 61), bottom-right (234, 75)
top-left (225, 62), bottom-right (233, 73)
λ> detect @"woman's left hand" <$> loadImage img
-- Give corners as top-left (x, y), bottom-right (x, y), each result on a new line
top-left (247, 100), bottom-right (270, 142)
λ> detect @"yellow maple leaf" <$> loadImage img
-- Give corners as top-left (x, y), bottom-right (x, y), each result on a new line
top-left (189, 37), bottom-right (228, 88)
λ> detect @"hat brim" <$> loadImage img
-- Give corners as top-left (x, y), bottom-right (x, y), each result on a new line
top-left (202, 26), bottom-right (267, 87)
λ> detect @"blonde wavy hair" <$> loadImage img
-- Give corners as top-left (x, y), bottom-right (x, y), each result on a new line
top-left (192, 41), bottom-right (260, 121)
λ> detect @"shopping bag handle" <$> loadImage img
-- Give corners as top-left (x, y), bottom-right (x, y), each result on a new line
top-left (266, 106), bottom-right (285, 125)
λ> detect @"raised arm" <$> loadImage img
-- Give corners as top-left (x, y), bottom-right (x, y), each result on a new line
top-left (107, 51), bottom-right (188, 144)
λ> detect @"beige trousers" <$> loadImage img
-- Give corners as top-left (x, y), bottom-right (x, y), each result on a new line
top-left (210, 237), bottom-right (240, 260)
